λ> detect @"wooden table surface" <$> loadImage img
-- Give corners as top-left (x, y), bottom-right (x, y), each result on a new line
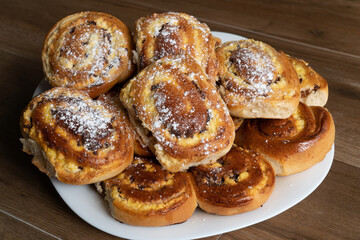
top-left (1, 0), bottom-right (359, 239)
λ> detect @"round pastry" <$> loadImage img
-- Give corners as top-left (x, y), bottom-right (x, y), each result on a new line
top-left (42, 11), bottom-right (135, 98)
top-left (120, 54), bottom-right (235, 172)
top-left (97, 87), bottom-right (153, 157)
top-left (101, 156), bottom-right (197, 226)
top-left (216, 39), bottom-right (300, 118)
top-left (134, 12), bottom-right (220, 82)
top-left (190, 146), bottom-right (275, 216)
top-left (235, 102), bottom-right (335, 176)
top-left (20, 87), bottom-right (134, 184)
top-left (288, 55), bottom-right (328, 107)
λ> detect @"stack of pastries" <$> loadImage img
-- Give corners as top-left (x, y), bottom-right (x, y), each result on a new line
top-left (20, 11), bottom-right (335, 227)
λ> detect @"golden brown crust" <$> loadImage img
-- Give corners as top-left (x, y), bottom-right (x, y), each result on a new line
top-left (97, 87), bottom-right (153, 157)
top-left (235, 102), bottom-right (335, 176)
top-left (216, 40), bottom-right (300, 118)
top-left (20, 87), bottom-right (134, 184)
top-left (134, 12), bottom-right (220, 83)
top-left (103, 156), bottom-right (197, 226)
top-left (120, 54), bottom-right (235, 172)
top-left (190, 146), bottom-right (275, 215)
top-left (42, 11), bottom-right (135, 98)
top-left (288, 55), bottom-right (328, 107)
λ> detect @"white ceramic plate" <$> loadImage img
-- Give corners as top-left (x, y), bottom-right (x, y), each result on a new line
top-left (33, 31), bottom-right (334, 240)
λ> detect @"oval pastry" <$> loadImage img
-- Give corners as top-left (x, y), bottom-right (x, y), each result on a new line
top-left (235, 102), bottom-right (335, 176)
top-left (190, 146), bottom-right (275, 216)
top-left (20, 87), bottom-right (134, 184)
top-left (288, 56), bottom-right (328, 107)
top-left (120, 54), bottom-right (235, 172)
top-left (101, 156), bottom-right (197, 226)
top-left (97, 88), bottom-right (153, 157)
top-left (216, 39), bottom-right (300, 118)
top-left (42, 11), bottom-right (135, 98)
top-left (134, 12), bottom-right (220, 82)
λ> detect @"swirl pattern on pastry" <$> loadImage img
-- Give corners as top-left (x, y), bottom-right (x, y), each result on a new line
top-left (216, 39), bottom-right (300, 118)
top-left (102, 156), bottom-right (197, 226)
top-left (20, 87), bottom-right (134, 184)
top-left (235, 102), bottom-right (335, 176)
top-left (120, 54), bottom-right (235, 172)
top-left (97, 88), bottom-right (153, 157)
top-left (134, 12), bottom-right (220, 82)
top-left (42, 11), bottom-right (135, 98)
top-left (288, 56), bottom-right (328, 107)
top-left (190, 146), bottom-right (275, 215)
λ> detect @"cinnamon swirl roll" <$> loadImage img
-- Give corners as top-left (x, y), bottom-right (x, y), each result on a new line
top-left (216, 40), bottom-right (300, 118)
top-left (120, 54), bottom-right (235, 172)
top-left (20, 87), bottom-right (134, 184)
top-left (101, 156), bottom-right (197, 226)
top-left (97, 88), bottom-right (153, 157)
top-left (190, 146), bottom-right (275, 216)
top-left (235, 102), bottom-right (335, 176)
top-left (134, 12), bottom-right (220, 82)
top-left (289, 56), bottom-right (328, 107)
top-left (42, 11), bottom-right (135, 98)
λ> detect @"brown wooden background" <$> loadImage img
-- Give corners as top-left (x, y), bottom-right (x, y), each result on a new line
top-left (0, 0), bottom-right (359, 239)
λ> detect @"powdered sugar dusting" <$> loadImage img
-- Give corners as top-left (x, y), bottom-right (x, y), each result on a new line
top-left (51, 96), bottom-right (114, 151)
top-left (230, 42), bottom-right (276, 98)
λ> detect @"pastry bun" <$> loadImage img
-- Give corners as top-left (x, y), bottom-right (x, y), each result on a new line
top-left (20, 87), bottom-right (134, 184)
top-left (102, 156), bottom-right (197, 226)
top-left (235, 102), bottom-right (335, 176)
top-left (190, 146), bottom-right (275, 215)
top-left (288, 55), bottom-right (328, 106)
top-left (216, 39), bottom-right (300, 118)
top-left (134, 12), bottom-right (220, 82)
top-left (120, 54), bottom-right (235, 172)
top-left (42, 11), bottom-right (135, 98)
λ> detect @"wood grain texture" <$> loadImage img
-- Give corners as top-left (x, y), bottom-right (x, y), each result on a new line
top-left (0, 0), bottom-right (359, 239)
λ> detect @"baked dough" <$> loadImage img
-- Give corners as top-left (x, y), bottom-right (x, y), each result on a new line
top-left (190, 146), bottom-right (275, 215)
top-left (216, 40), bottom-right (300, 118)
top-left (101, 156), bottom-right (197, 226)
top-left (97, 87), bottom-right (153, 157)
top-left (134, 12), bottom-right (220, 82)
top-left (20, 87), bottom-right (134, 184)
top-left (42, 11), bottom-right (135, 98)
top-left (288, 56), bottom-right (328, 106)
top-left (120, 54), bottom-right (235, 172)
top-left (235, 102), bottom-right (335, 176)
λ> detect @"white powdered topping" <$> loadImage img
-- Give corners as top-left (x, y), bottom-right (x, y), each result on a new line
top-left (58, 24), bottom-right (126, 86)
top-left (232, 43), bottom-right (276, 98)
top-left (51, 96), bottom-right (113, 151)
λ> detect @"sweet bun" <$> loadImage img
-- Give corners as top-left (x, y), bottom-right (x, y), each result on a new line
top-left (97, 87), bottom-right (153, 157)
top-left (190, 146), bottom-right (275, 215)
top-left (102, 156), bottom-right (197, 226)
top-left (42, 11), bottom-right (135, 98)
top-left (120, 54), bottom-right (235, 172)
top-left (216, 39), bottom-right (300, 118)
top-left (134, 12), bottom-right (220, 82)
top-left (288, 56), bottom-right (328, 106)
top-left (235, 102), bottom-right (335, 176)
top-left (20, 87), bottom-right (134, 184)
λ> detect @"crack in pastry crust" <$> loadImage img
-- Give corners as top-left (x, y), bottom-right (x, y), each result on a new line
top-left (120, 54), bottom-right (235, 172)
top-left (216, 40), bottom-right (300, 118)
top-left (42, 11), bottom-right (135, 98)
